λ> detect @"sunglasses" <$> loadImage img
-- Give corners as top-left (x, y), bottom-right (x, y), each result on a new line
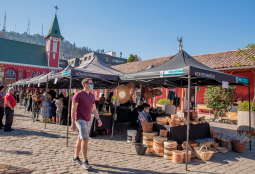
top-left (85, 82), bottom-right (93, 85)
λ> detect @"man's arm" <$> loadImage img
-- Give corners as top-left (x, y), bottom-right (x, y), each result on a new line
top-left (6, 102), bottom-right (14, 110)
top-left (71, 102), bottom-right (78, 131)
top-left (92, 103), bottom-right (102, 127)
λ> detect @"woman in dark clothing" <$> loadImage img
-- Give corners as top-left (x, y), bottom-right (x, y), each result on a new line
top-left (60, 97), bottom-right (68, 125)
top-left (27, 91), bottom-right (33, 112)
top-left (49, 93), bottom-right (56, 123)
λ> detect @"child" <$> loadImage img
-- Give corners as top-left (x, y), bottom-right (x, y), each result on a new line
top-left (55, 95), bottom-right (64, 124)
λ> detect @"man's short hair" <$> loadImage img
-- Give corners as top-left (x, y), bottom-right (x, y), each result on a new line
top-left (81, 78), bottom-right (92, 87)
top-left (142, 103), bottom-right (150, 108)
top-left (0, 86), bottom-right (4, 90)
top-left (8, 87), bottom-right (15, 93)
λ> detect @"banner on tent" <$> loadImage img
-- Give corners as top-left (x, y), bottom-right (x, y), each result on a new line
top-left (161, 69), bottom-right (183, 77)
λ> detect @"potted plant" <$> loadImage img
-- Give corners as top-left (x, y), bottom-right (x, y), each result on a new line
top-left (237, 101), bottom-right (255, 128)
top-left (204, 85), bottom-right (237, 121)
top-left (157, 98), bottom-right (175, 115)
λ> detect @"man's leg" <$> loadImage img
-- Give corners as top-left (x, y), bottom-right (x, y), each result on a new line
top-left (75, 137), bottom-right (82, 157)
top-left (0, 107), bottom-right (4, 127)
top-left (81, 138), bottom-right (89, 161)
top-left (4, 107), bottom-right (13, 130)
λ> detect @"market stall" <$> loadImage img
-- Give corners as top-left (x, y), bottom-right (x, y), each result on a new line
top-left (119, 50), bottom-right (251, 170)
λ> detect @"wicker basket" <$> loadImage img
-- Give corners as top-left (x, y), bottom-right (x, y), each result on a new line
top-left (179, 122), bottom-right (184, 126)
top-left (169, 118), bottom-right (175, 126)
top-left (156, 117), bottom-right (168, 125)
top-left (182, 142), bottom-right (195, 158)
top-left (153, 136), bottom-right (167, 156)
top-left (171, 114), bottom-right (178, 119)
top-left (210, 128), bottom-right (215, 133)
top-left (116, 85), bottom-right (130, 104)
top-left (143, 132), bottom-right (158, 153)
top-left (208, 147), bottom-right (218, 154)
top-left (144, 90), bottom-right (153, 99)
top-left (211, 143), bottom-right (219, 148)
top-left (152, 89), bottom-right (162, 96)
top-left (164, 140), bottom-right (177, 160)
top-left (182, 150), bottom-right (191, 162)
top-left (174, 119), bottom-right (180, 126)
top-left (193, 146), bottom-right (214, 161)
top-left (159, 129), bottom-right (168, 137)
top-left (230, 139), bottom-right (247, 153)
top-left (221, 138), bottom-right (229, 148)
top-left (216, 147), bottom-right (229, 153)
top-left (126, 82), bottom-right (136, 89)
top-left (142, 122), bottom-right (153, 133)
top-left (172, 150), bottom-right (184, 163)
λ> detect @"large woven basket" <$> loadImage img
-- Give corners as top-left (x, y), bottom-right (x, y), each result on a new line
top-left (172, 150), bottom-right (184, 163)
top-left (182, 150), bottom-right (191, 162)
top-left (142, 122), bottom-right (153, 133)
top-left (164, 140), bottom-right (177, 160)
top-left (174, 119), bottom-right (180, 126)
top-left (156, 117), bottom-right (168, 125)
top-left (115, 85), bottom-right (130, 104)
top-left (153, 136), bottom-right (167, 156)
top-left (144, 90), bottom-right (153, 99)
top-left (171, 114), bottom-right (179, 119)
top-left (159, 129), bottom-right (168, 137)
top-left (221, 138), bottom-right (229, 148)
top-left (143, 132), bottom-right (158, 153)
top-left (182, 142), bottom-right (195, 158)
top-left (211, 143), bottom-right (219, 148)
top-left (152, 89), bottom-right (162, 97)
top-left (230, 139), bottom-right (247, 153)
top-left (126, 82), bottom-right (136, 89)
top-left (193, 145), bottom-right (214, 161)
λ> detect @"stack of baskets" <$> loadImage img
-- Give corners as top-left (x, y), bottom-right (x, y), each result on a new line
top-left (156, 117), bottom-right (168, 125)
top-left (153, 136), bottom-right (167, 156)
top-left (164, 140), bottom-right (177, 160)
top-left (142, 132), bottom-right (158, 153)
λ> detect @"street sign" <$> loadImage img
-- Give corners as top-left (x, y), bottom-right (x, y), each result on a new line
top-left (238, 77), bottom-right (248, 84)
top-left (62, 71), bottom-right (70, 76)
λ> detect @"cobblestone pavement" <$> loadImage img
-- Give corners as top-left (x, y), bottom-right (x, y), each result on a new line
top-left (0, 106), bottom-right (255, 174)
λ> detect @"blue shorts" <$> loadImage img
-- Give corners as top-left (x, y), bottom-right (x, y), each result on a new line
top-left (75, 120), bottom-right (91, 139)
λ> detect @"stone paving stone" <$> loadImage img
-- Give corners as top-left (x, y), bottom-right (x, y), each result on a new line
top-left (0, 107), bottom-right (255, 174)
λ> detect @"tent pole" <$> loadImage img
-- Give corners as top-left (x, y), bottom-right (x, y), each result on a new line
top-left (175, 87), bottom-right (178, 114)
top-left (24, 85), bottom-right (27, 114)
top-left (32, 83), bottom-right (34, 118)
top-left (111, 82), bottom-right (119, 140)
top-left (186, 75), bottom-right (191, 171)
top-left (67, 76), bottom-right (72, 147)
top-left (249, 85), bottom-right (251, 151)
top-left (44, 75), bottom-right (48, 129)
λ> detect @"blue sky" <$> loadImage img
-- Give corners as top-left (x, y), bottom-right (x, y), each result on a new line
top-left (1, 0), bottom-right (255, 60)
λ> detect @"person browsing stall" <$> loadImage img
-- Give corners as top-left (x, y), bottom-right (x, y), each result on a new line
top-left (139, 103), bottom-right (152, 122)
top-left (4, 87), bottom-right (16, 132)
top-left (71, 78), bottom-right (102, 170)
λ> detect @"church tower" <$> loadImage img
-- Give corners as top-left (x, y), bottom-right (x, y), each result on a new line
top-left (44, 14), bottom-right (64, 68)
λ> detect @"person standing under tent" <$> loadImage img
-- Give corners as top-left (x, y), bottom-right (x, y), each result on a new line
top-left (191, 93), bottom-right (195, 111)
top-left (41, 92), bottom-right (51, 123)
top-left (55, 94), bottom-right (64, 124)
top-left (32, 91), bottom-right (41, 122)
top-left (0, 86), bottom-right (5, 129)
top-left (4, 87), bottom-right (16, 132)
top-left (71, 78), bottom-right (102, 170)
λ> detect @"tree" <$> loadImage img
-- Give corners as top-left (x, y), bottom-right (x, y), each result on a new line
top-left (127, 54), bottom-right (135, 63)
top-left (127, 54), bottom-right (142, 63)
top-left (236, 44), bottom-right (255, 66)
top-left (204, 85), bottom-right (237, 120)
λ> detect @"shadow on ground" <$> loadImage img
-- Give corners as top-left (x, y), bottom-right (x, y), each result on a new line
top-left (0, 163), bottom-right (34, 174)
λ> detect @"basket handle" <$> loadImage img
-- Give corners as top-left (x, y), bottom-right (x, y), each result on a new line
top-left (199, 145), bottom-right (207, 152)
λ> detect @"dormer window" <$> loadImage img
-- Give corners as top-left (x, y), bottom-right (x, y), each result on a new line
top-left (84, 57), bottom-right (87, 61)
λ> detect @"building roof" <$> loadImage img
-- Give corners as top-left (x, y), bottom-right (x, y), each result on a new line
top-left (112, 49), bottom-right (255, 73)
top-left (44, 14), bottom-right (64, 40)
top-left (0, 38), bottom-right (48, 67)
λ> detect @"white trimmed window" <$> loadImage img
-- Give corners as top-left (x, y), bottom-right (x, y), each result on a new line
top-left (5, 69), bottom-right (16, 78)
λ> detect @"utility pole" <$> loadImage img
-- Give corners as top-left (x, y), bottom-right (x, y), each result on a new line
top-left (27, 18), bottom-right (30, 35)
top-left (2, 11), bottom-right (6, 32)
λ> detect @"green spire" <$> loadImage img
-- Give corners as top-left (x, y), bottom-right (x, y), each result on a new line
top-left (44, 14), bottom-right (64, 40)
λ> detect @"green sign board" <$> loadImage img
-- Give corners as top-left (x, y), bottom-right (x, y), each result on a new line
top-left (62, 71), bottom-right (70, 76)
top-left (238, 77), bottom-right (248, 84)
top-left (163, 69), bottom-right (183, 76)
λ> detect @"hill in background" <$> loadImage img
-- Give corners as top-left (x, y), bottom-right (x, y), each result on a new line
top-left (0, 31), bottom-right (101, 60)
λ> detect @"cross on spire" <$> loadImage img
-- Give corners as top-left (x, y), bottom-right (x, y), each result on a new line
top-left (54, 5), bottom-right (59, 14)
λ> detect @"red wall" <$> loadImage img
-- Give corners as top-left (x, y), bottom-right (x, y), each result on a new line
top-left (2, 63), bottom-right (49, 85)
top-left (146, 70), bottom-right (254, 107)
